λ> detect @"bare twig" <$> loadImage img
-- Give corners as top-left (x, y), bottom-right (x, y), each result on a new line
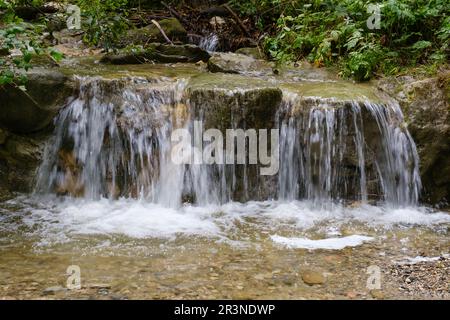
top-left (151, 19), bottom-right (174, 45)
top-left (222, 4), bottom-right (252, 38)
top-left (161, 1), bottom-right (189, 26)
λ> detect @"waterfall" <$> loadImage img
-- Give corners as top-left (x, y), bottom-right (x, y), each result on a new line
top-left (36, 77), bottom-right (189, 202)
top-left (198, 33), bottom-right (219, 52)
top-left (35, 77), bottom-right (421, 208)
top-left (277, 94), bottom-right (421, 206)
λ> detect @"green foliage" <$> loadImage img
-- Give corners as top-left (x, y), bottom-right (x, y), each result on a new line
top-left (77, 0), bottom-right (130, 51)
top-left (14, 0), bottom-right (44, 5)
top-left (233, 0), bottom-right (449, 81)
top-left (0, 0), bottom-right (63, 87)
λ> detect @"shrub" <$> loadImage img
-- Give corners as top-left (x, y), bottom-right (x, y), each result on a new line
top-left (233, 0), bottom-right (449, 81)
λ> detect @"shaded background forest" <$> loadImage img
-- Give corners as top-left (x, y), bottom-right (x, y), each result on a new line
top-left (1, 0), bottom-right (449, 84)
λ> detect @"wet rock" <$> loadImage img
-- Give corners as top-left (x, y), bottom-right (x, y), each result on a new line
top-left (0, 69), bottom-right (67, 193)
top-left (188, 74), bottom-right (282, 130)
top-left (378, 72), bottom-right (450, 204)
top-left (301, 270), bottom-right (326, 285)
top-left (207, 52), bottom-right (273, 75)
top-left (54, 149), bottom-right (84, 197)
top-left (188, 73), bottom-right (282, 201)
top-left (46, 14), bottom-right (68, 33)
top-left (0, 133), bottom-right (48, 193)
top-left (53, 29), bottom-right (84, 45)
top-left (121, 18), bottom-right (187, 47)
top-left (100, 44), bottom-right (210, 65)
top-left (235, 47), bottom-right (266, 60)
top-left (0, 69), bottom-right (75, 134)
top-left (210, 16), bottom-right (226, 28)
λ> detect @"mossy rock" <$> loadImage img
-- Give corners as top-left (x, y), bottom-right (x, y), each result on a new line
top-left (378, 74), bottom-right (450, 204)
top-left (187, 79), bottom-right (282, 201)
top-left (207, 52), bottom-right (273, 75)
top-left (235, 47), bottom-right (266, 60)
top-left (0, 131), bottom-right (48, 194)
top-left (188, 74), bottom-right (282, 130)
top-left (121, 18), bottom-right (187, 47)
top-left (0, 69), bottom-right (75, 134)
top-left (100, 44), bottom-right (210, 64)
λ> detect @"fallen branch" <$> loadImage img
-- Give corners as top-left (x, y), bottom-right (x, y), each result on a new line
top-left (151, 19), bottom-right (174, 45)
top-left (161, 1), bottom-right (189, 26)
top-left (223, 4), bottom-right (252, 38)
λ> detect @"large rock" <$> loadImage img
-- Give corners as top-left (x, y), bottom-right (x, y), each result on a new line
top-left (0, 68), bottom-right (74, 196)
top-left (0, 69), bottom-right (75, 134)
top-left (53, 29), bottom-right (84, 45)
top-left (121, 18), bottom-right (187, 47)
top-left (187, 73), bottom-right (282, 130)
top-left (378, 72), bottom-right (450, 205)
top-left (100, 43), bottom-right (210, 64)
top-left (235, 47), bottom-right (266, 60)
top-left (0, 129), bottom-right (49, 195)
top-left (207, 52), bottom-right (274, 75)
top-left (187, 73), bottom-right (283, 201)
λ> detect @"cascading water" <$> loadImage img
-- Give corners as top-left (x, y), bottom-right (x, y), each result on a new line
top-left (36, 77), bottom-right (188, 203)
top-left (35, 77), bottom-right (232, 207)
top-left (35, 77), bottom-right (421, 209)
top-left (277, 95), bottom-right (421, 207)
top-left (198, 33), bottom-right (219, 52)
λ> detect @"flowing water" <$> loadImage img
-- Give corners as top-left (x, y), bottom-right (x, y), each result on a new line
top-left (0, 68), bottom-right (448, 299)
top-left (198, 33), bottom-right (219, 52)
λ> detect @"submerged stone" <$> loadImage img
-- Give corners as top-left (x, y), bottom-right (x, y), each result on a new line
top-left (301, 270), bottom-right (326, 285)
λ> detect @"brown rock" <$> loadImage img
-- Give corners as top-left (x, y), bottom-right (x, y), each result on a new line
top-left (301, 270), bottom-right (326, 285)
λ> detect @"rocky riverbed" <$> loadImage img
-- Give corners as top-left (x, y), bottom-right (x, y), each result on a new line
top-left (0, 197), bottom-right (448, 300)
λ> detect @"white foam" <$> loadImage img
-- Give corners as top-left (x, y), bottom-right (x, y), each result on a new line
top-left (7, 197), bottom-right (450, 243)
top-left (271, 234), bottom-right (374, 250)
top-left (394, 254), bottom-right (450, 265)
top-left (22, 197), bottom-right (221, 240)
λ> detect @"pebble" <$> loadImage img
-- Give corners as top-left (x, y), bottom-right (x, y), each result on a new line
top-left (370, 289), bottom-right (385, 299)
top-left (301, 270), bottom-right (326, 285)
top-left (253, 274), bottom-right (265, 280)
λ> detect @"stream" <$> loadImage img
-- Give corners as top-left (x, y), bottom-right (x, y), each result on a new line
top-left (0, 61), bottom-right (448, 299)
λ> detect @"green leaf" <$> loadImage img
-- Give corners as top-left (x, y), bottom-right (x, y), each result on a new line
top-left (49, 49), bottom-right (64, 62)
top-left (411, 41), bottom-right (432, 51)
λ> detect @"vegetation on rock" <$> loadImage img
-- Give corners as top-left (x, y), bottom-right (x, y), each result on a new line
top-left (230, 0), bottom-right (449, 81)
top-left (0, 0), bottom-right (62, 86)
top-left (1, 0), bottom-right (448, 83)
